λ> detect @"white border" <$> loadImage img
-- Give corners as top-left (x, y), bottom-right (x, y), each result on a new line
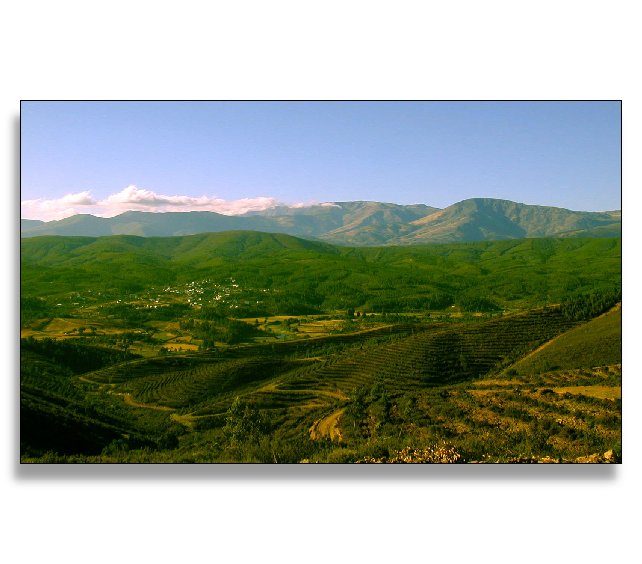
top-left (2, 2), bottom-right (639, 562)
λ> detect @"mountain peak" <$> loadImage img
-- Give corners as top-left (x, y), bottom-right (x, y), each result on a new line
top-left (21, 198), bottom-right (621, 245)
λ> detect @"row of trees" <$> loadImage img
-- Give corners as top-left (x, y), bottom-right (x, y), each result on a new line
top-left (21, 337), bottom-right (139, 374)
top-left (101, 302), bottom-right (191, 326)
top-left (560, 289), bottom-right (621, 321)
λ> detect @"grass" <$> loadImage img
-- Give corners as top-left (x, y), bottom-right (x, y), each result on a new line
top-left (511, 305), bottom-right (621, 374)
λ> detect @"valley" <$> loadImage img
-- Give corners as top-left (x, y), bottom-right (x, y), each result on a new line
top-left (20, 231), bottom-right (622, 463)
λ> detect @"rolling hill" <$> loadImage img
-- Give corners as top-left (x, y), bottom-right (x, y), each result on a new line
top-left (21, 231), bottom-right (621, 316)
top-left (20, 198), bottom-right (620, 245)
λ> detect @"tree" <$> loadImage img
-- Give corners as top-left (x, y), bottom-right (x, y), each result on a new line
top-left (223, 397), bottom-right (263, 446)
top-left (347, 386), bottom-right (368, 431)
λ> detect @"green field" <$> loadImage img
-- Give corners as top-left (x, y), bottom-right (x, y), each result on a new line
top-left (20, 232), bottom-right (622, 463)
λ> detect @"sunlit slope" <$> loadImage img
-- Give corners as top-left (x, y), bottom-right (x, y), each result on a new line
top-left (385, 198), bottom-right (620, 244)
top-left (510, 305), bottom-right (621, 374)
top-left (273, 307), bottom-right (579, 395)
top-left (20, 303), bottom-right (622, 462)
top-left (113, 308), bottom-right (581, 422)
top-left (69, 308), bottom-right (583, 443)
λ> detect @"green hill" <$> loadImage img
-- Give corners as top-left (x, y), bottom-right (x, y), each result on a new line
top-left (21, 232), bottom-right (621, 315)
top-left (510, 305), bottom-right (621, 374)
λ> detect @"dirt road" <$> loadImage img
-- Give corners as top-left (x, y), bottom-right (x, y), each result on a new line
top-left (309, 408), bottom-right (345, 442)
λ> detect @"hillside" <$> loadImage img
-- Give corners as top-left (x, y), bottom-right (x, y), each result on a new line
top-left (21, 232), bottom-right (622, 315)
top-left (21, 219), bottom-right (44, 231)
top-left (20, 303), bottom-right (621, 463)
top-left (398, 198), bottom-right (621, 244)
top-left (510, 305), bottom-right (622, 374)
top-left (21, 198), bottom-right (620, 245)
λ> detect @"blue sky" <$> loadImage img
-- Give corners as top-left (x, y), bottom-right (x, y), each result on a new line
top-left (21, 101), bottom-right (621, 220)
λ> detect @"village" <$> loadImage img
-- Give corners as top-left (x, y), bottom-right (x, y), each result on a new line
top-left (20, 276), bottom-right (407, 357)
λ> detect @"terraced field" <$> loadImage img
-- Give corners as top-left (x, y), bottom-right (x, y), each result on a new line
top-left (21, 301), bottom-right (621, 463)
top-left (270, 307), bottom-right (578, 395)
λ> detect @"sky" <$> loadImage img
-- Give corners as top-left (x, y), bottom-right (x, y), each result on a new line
top-left (20, 101), bottom-right (621, 221)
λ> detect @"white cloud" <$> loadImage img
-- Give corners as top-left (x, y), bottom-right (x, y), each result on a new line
top-left (287, 201), bottom-right (340, 209)
top-left (21, 190), bottom-right (99, 221)
top-left (21, 185), bottom-right (280, 221)
top-left (60, 191), bottom-right (97, 205)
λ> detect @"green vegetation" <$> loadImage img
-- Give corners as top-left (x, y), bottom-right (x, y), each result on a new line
top-left (20, 232), bottom-right (621, 463)
top-left (511, 306), bottom-right (621, 374)
top-left (21, 233), bottom-right (620, 316)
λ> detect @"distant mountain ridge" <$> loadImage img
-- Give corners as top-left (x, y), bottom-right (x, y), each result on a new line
top-left (20, 198), bottom-right (620, 245)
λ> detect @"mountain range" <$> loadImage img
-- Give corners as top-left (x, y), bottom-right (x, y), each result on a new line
top-left (20, 198), bottom-right (621, 245)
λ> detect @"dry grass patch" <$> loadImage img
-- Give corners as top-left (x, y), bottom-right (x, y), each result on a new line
top-left (552, 386), bottom-right (621, 400)
top-left (472, 378), bottom-right (522, 388)
top-left (164, 342), bottom-right (199, 351)
top-left (146, 321), bottom-right (181, 330)
top-left (472, 406), bottom-right (531, 432)
top-left (151, 331), bottom-right (177, 341)
top-left (443, 420), bottom-right (473, 435)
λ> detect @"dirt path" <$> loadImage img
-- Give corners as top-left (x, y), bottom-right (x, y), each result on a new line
top-left (514, 334), bottom-right (566, 367)
top-left (315, 389), bottom-right (349, 401)
top-left (309, 408), bottom-right (345, 442)
top-left (170, 412), bottom-right (197, 427)
top-left (120, 393), bottom-right (174, 411)
top-left (79, 375), bottom-right (106, 385)
top-left (256, 381), bottom-right (348, 401)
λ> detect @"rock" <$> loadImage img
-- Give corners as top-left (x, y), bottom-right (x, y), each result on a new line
top-left (575, 453), bottom-right (600, 463)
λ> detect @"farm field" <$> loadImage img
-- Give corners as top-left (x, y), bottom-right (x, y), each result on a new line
top-left (20, 232), bottom-right (622, 463)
